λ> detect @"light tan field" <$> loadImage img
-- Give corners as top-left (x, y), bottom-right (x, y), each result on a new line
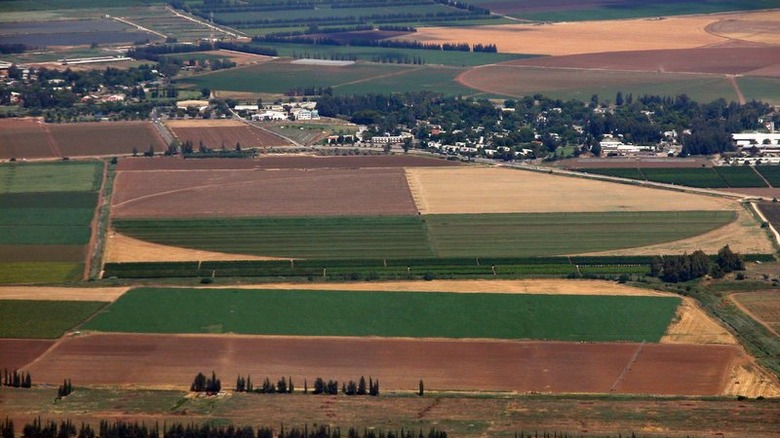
top-left (705, 10), bottom-right (780, 46)
top-left (400, 16), bottom-right (721, 56)
top-left (0, 286), bottom-right (128, 301)
top-left (580, 206), bottom-right (774, 256)
top-left (400, 10), bottom-right (779, 56)
top-left (405, 167), bottom-right (732, 214)
top-left (662, 297), bottom-right (737, 345)
top-left (723, 357), bottom-right (780, 397)
top-left (104, 231), bottom-right (281, 262)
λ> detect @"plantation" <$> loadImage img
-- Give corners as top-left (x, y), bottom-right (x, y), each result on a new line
top-left (112, 211), bottom-right (734, 259)
top-left (0, 300), bottom-right (105, 338)
top-left (83, 288), bottom-right (680, 342)
top-left (580, 166), bottom-right (769, 189)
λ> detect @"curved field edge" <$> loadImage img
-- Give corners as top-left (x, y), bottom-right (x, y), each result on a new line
top-left (82, 287), bottom-right (679, 342)
top-left (109, 211), bottom-right (736, 259)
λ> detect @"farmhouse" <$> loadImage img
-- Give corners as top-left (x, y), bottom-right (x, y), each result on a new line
top-left (252, 110), bottom-right (286, 121)
top-left (733, 132), bottom-right (780, 148)
top-left (291, 108), bottom-right (320, 120)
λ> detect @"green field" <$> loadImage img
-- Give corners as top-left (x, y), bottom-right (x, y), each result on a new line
top-left (0, 262), bottom-right (84, 284)
top-left (424, 211), bottom-right (735, 257)
top-left (181, 61), bottom-right (478, 96)
top-left (0, 162), bottom-right (101, 283)
top-left (581, 167), bottom-right (768, 189)
top-left (0, 162), bottom-right (102, 193)
top-left (0, 299), bottom-right (105, 337)
top-left (738, 77), bottom-right (780, 106)
top-left (713, 166), bottom-right (768, 188)
top-left (83, 287), bottom-right (680, 342)
top-left (113, 211), bottom-right (735, 259)
top-left (468, 0), bottom-right (780, 22)
top-left (756, 166), bottom-right (780, 187)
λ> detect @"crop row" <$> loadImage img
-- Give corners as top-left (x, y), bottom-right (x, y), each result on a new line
top-left (579, 166), bottom-right (780, 189)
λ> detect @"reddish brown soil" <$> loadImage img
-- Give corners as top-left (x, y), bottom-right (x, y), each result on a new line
top-left (0, 245), bottom-right (86, 262)
top-left (0, 120), bottom-right (166, 160)
top-left (116, 155), bottom-right (459, 171)
top-left (169, 125), bottom-right (292, 149)
top-left (25, 333), bottom-right (739, 395)
top-left (111, 167), bottom-right (419, 218)
top-left (50, 122), bottom-right (166, 157)
top-left (508, 47), bottom-right (780, 77)
top-left (0, 119), bottom-right (54, 160)
top-left (555, 157), bottom-right (710, 169)
top-left (0, 339), bottom-right (55, 369)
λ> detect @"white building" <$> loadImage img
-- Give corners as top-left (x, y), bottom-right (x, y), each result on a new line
top-left (733, 132), bottom-right (780, 148)
top-left (252, 111), bottom-right (287, 121)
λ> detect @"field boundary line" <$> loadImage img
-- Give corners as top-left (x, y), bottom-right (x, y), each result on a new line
top-left (332, 66), bottom-right (424, 88)
top-left (609, 341), bottom-right (645, 393)
top-left (750, 201), bottom-right (780, 248)
top-left (729, 293), bottom-right (780, 339)
top-left (750, 166), bottom-right (773, 188)
top-left (112, 15), bottom-right (167, 39)
top-left (38, 121), bottom-right (62, 158)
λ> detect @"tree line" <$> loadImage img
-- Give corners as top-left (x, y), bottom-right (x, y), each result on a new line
top-left (2, 368), bottom-right (31, 388)
top-left (253, 35), bottom-right (496, 53)
top-left (10, 417), bottom-right (447, 438)
top-left (649, 245), bottom-right (745, 283)
top-left (210, 372), bottom-right (381, 396)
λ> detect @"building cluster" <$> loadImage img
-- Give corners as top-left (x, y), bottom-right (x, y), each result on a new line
top-left (238, 102), bottom-right (320, 121)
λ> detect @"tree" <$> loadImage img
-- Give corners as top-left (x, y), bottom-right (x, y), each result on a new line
top-left (716, 245), bottom-right (744, 273)
top-left (418, 379), bottom-right (424, 396)
top-left (357, 376), bottom-right (366, 395)
top-left (615, 91), bottom-right (624, 106)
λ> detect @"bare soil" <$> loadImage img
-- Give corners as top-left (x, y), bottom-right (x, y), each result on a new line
top-left (104, 231), bottom-right (283, 262)
top-left (0, 286), bottom-right (128, 301)
top-left (166, 119), bottom-right (292, 148)
top-left (49, 122), bottom-right (167, 157)
top-left (24, 333), bottom-right (747, 396)
top-left (116, 155), bottom-right (458, 171)
top-left (578, 206), bottom-right (774, 256)
top-left (706, 11), bottom-right (780, 46)
top-left (111, 167), bottom-right (418, 218)
top-left (662, 297), bottom-right (738, 344)
top-left (400, 14), bottom-right (725, 56)
top-left (507, 47), bottom-right (780, 77)
top-left (405, 167), bottom-right (732, 214)
top-left (0, 339), bottom-right (55, 369)
top-left (0, 118), bottom-right (56, 160)
top-left (730, 291), bottom-right (780, 337)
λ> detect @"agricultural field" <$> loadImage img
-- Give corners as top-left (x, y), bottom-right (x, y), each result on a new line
top-left (0, 300), bottom-right (105, 338)
top-left (111, 6), bottom-right (239, 42)
top-left (0, 119), bottom-right (166, 160)
top-left (508, 47), bottom-right (780, 77)
top-left (182, 61), bottom-right (476, 97)
top-left (262, 122), bottom-right (357, 146)
top-left (731, 291), bottom-right (780, 336)
top-left (0, 161), bottom-right (102, 284)
top-left (165, 119), bottom-right (293, 149)
top-left (457, 66), bottom-right (740, 103)
top-left (105, 161), bottom-right (770, 261)
top-left (254, 42), bottom-right (535, 67)
top-left (0, 18), bottom-right (161, 46)
top-left (468, 0), bottom-right (779, 21)
top-left (110, 211), bottom-right (734, 259)
top-left (578, 166), bottom-right (768, 189)
top-left (0, 339), bottom-right (54, 369)
top-left (84, 287), bottom-right (679, 341)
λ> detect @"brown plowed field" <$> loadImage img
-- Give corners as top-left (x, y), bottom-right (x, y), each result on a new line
top-left (24, 333), bottom-right (744, 396)
top-left (0, 245), bottom-right (85, 262)
top-left (166, 119), bottom-right (292, 148)
top-left (0, 339), bottom-right (54, 369)
top-left (49, 122), bottom-right (166, 157)
top-left (112, 167), bottom-right (418, 218)
top-left (116, 155), bottom-right (458, 171)
top-left (731, 291), bottom-right (780, 336)
top-left (0, 119), bottom-right (54, 160)
top-left (507, 47), bottom-right (780, 77)
top-left (0, 120), bottom-right (166, 159)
